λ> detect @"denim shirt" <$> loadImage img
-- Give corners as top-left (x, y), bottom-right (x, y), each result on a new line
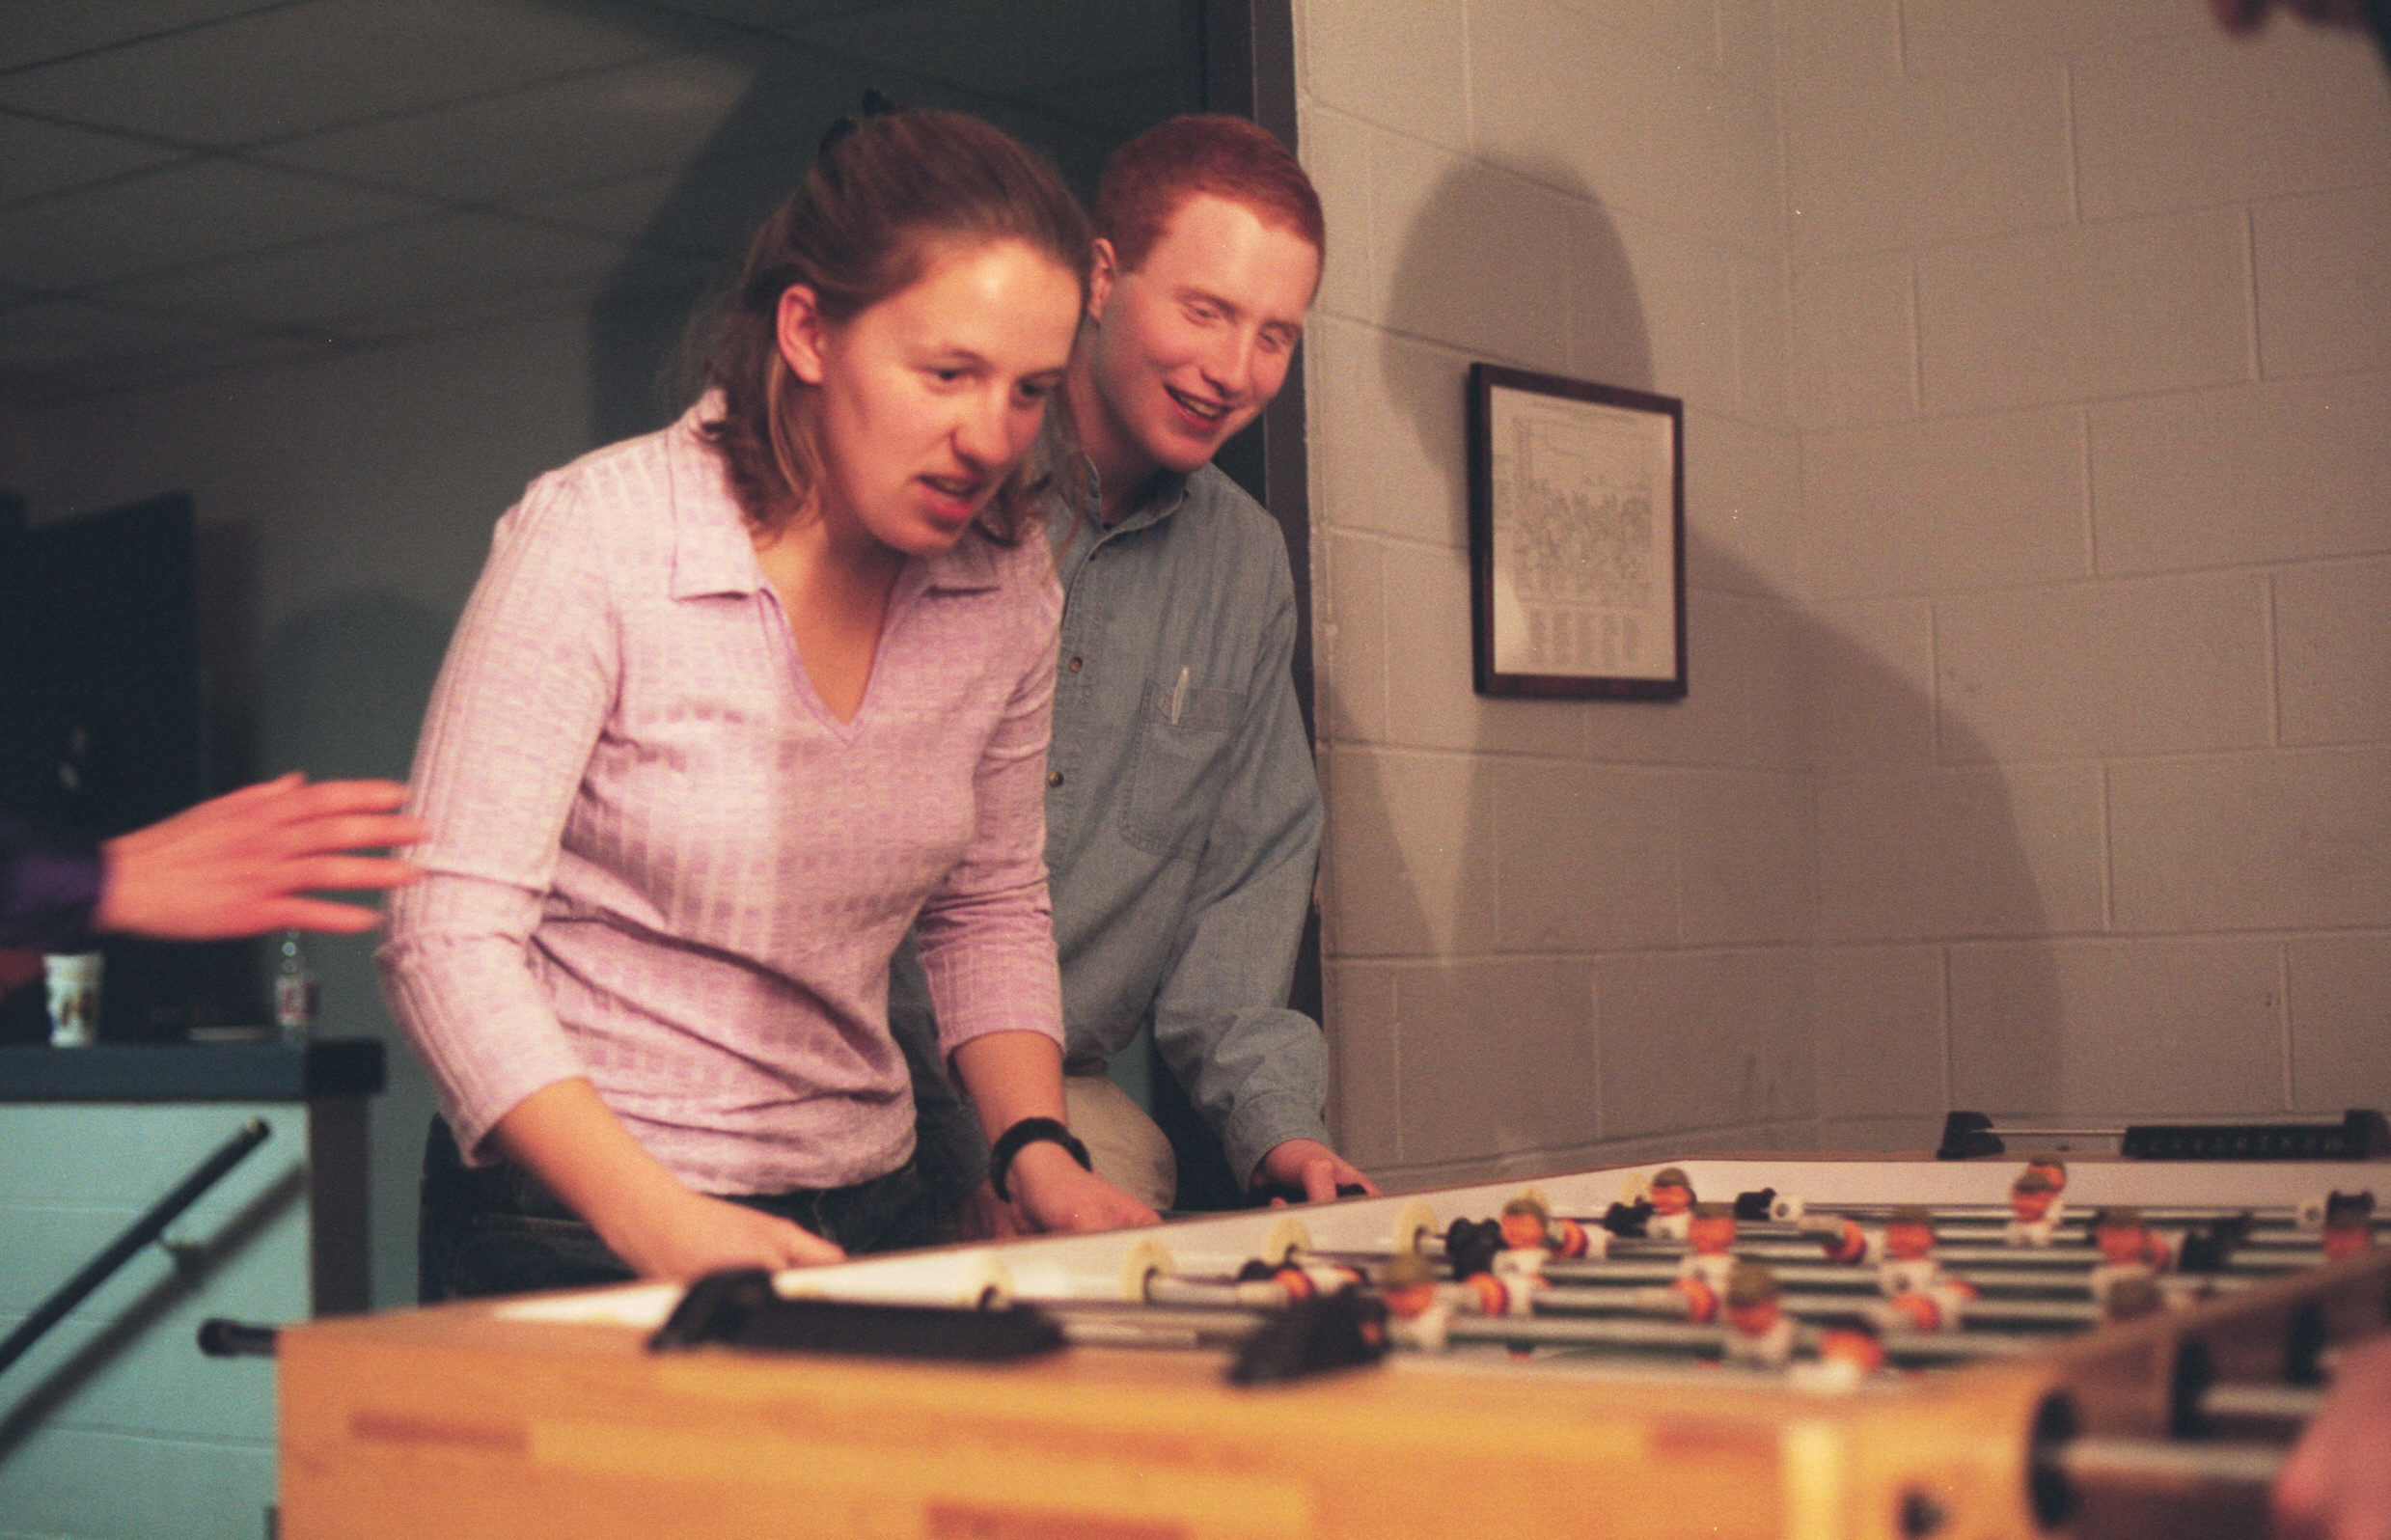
top-left (892, 459), bottom-right (1329, 1193)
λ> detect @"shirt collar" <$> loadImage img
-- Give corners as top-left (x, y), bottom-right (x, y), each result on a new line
top-left (1040, 418), bottom-right (1192, 543)
top-left (664, 400), bottom-right (1005, 600)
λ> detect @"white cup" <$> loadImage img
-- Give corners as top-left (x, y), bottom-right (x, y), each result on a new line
top-left (43, 951), bottom-right (103, 1048)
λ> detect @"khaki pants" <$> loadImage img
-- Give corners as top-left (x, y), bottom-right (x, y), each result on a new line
top-left (1063, 1072), bottom-right (1176, 1212)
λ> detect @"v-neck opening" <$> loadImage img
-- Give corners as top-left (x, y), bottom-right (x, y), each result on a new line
top-left (767, 555), bottom-right (935, 741)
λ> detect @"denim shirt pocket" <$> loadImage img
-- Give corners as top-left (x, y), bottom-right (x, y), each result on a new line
top-left (1121, 676), bottom-right (1245, 860)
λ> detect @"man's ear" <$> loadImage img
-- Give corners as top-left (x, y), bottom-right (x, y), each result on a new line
top-left (776, 285), bottom-right (829, 384)
top-left (1085, 238), bottom-right (1118, 324)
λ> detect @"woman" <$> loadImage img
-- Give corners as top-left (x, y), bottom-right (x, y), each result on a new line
top-left (382, 108), bottom-right (1156, 1300)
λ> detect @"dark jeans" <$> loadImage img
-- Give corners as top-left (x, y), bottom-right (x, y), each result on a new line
top-left (417, 1116), bottom-right (936, 1304)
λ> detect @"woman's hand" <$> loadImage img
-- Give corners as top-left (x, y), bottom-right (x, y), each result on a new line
top-left (492, 1079), bottom-right (843, 1282)
top-left (1004, 1141), bottom-right (1160, 1234)
top-left (595, 1186), bottom-right (844, 1280)
top-left (953, 1179), bottom-right (1027, 1243)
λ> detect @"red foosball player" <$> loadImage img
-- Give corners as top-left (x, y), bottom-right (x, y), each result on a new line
top-left (1721, 1262), bottom-right (1795, 1369)
top-left (1671, 1202), bottom-right (1741, 1324)
top-left (1646, 1167), bottom-right (1697, 1241)
top-left (2088, 1205), bottom-right (2175, 1316)
top-left (2005, 1164), bottom-right (2065, 1248)
top-left (1499, 1190), bottom-right (1600, 1261)
top-left (2092, 1206), bottom-right (2173, 1271)
top-left (1798, 1319), bottom-right (1888, 1389)
top-left (2322, 1191), bottom-right (2377, 1263)
top-left (1812, 1205), bottom-right (1883, 1266)
top-left (1873, 1205), bottom-right (1977, 1332)
top-left (1377, 1251), bottom-right (1459, 1352)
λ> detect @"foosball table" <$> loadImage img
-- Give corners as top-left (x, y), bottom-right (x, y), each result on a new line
top-left (277, 1148), bottom-right (2389, 1539)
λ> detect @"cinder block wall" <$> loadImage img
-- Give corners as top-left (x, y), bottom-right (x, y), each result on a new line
top-left (1303, 0), bottom-right (2391, 1188)
top-left (1788, 6), bottom-right (2391, 1141)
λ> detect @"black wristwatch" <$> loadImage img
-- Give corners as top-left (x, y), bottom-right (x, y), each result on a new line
top-left (988, 1116), bottom-right (1092, 1203)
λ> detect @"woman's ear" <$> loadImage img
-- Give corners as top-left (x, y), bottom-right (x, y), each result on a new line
top-left (1085, 238), bottom-right (1117, 324)
top-left (776, 285), bottom-right (829, 384)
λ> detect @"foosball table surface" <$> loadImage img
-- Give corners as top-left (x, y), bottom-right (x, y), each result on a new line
top-left (277, 1153), bottom-right (2389, 1540)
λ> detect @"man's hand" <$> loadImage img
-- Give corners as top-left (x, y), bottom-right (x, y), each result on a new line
top-left (1005, 1141), bottom-right (1160, 1234)
top-left (95, 774), bottom-right (424, 939)
top-left (2273, 1332), bottom-right (2391, 1540)
top-left (1253, 1138), bottom-right (1376, 1204)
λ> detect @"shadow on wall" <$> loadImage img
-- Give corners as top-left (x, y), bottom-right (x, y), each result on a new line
top-left (1320, 156), bottom-right (2059, 1188)
top-left (261, 594), bottom-right (452, 1308)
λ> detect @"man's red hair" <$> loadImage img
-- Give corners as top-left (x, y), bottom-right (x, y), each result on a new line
top-left (1094, 114), bottom-right (1325, 275)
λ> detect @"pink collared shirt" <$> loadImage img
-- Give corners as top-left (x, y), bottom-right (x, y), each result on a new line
top-left (379, 407), bottom-right (1063, 1195)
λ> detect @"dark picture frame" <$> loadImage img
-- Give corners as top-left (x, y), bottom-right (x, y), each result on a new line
top-left (1467, 364), bottom-right (1686, 700)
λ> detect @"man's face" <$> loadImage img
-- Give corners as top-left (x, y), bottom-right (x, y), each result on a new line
top-left (2011, 1185), bottom-right (2054, 1223)
top-left (1887, 1221), bottom-right (1935, 1261)
top-left (1689, 1212), bottom-right (1736, 1255)
top-left (1080, 193), bottom-right (1321, 484)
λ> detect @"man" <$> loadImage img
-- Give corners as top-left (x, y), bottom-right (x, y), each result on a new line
top-left (892, 114), bottom-right (1371, 1220)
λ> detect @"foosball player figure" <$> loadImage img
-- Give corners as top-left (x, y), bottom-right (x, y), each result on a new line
top-left (1879, 1205), bottom-right (1940, 1291)
top-left (1498, 1189), bottom-right (1600, 1261)
top-left (2088, 1205), bottom-right (2174, 1315)
top-left (1873, 1205), bottom-right (1977, 1332)
top-left (1490, 1196), bottom-right (1553, 1318)
top-left (1236, 1254), bottom-right (1361, 1304)
top-left (1440, 1219), bottom-right (1524, 1318)
top-left (1721, 1262), bottom-right (1796, 1369)
top-left (2322, 1191), bottom-right (2377, 1263)
top-left (2005, 1164), bottom-right (2064, 1248)
top-left (1377, 1251), bottom-right (1459, 1352)
top-left (2100, 1271), bottom-right (2166, 1326)
top-left (1646, 1167), bottom-right (1697, 1241)
top-left (1799, 1319), bottom-right (1888, 1389)
top-left (2091, 1205), bottom-right (2173, 1272)
top-left (1815, 1210), bottom-right (1876, 1266)
top-left (1671, 1202), bottom-right (1741, 1323)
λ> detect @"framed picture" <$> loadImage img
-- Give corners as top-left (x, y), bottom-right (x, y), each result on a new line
top-left (1467, 364), bottom-right (1686, 700)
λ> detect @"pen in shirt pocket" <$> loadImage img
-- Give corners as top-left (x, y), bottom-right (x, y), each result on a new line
top-left (1168, 666), bottom-right (1189, 725)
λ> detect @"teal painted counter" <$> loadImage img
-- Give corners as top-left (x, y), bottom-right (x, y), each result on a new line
top-left (0, 1041), bottom-right (380, 1540)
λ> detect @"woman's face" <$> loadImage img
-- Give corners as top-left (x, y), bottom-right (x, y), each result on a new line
top-left (779, 237), bottom-right (1081, 560)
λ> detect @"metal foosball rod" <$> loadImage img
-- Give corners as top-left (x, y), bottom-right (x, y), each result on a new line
top-left (1529, 1255), bottom-right (2245, 1303)
top-left (2040, 1434), bottom-right (2286, 1498)
top-left (1558, 1233), bottom-right (2320, 1275)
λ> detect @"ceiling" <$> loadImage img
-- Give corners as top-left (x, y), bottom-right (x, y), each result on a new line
top-left (0, 0), bottom-right (1190, 409)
